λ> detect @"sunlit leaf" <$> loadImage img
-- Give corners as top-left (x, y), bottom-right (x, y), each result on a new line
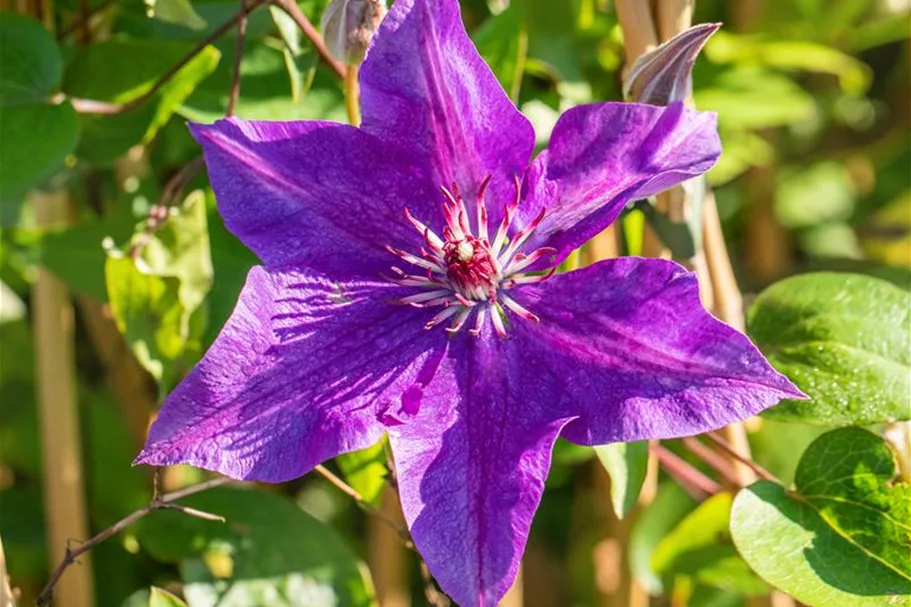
top-left (105, 254), bottom-right (187, 385)
top-left (336, 439), bottom-right (387, 508)
top-left (731, 428), bottom-right (911, 606)
top-left (150, 587), bottom-right (189, 607)
top-left (653, 492), bottom-right (767, 596)
top-left (593, 441), bottom-right (648, 519)
top-left (748, 272), bottom-right (910, 426)
top-left (145, 0), bottom-right (208, 31)
top-left (707, 33), bottom-right (872, 95)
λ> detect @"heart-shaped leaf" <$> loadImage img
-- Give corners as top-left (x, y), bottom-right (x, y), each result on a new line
top-left (731, 428), bottom-right (911, 607)
top-left (747, 272), bottom-right (910, 426)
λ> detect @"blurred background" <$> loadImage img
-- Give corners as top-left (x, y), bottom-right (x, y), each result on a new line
top-left (0, 0), bottom-right (908, 606)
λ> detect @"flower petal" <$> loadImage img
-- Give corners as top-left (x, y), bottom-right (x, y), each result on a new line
top-left (506, 257), bottom-right (805, 444)
top-left (519, 102), bottom-right (720, 264)
top-left (388, 333), bottom-right (573, 607)
top-left (359, 0), bottom-right (534, 218)
top-left (190, 118), bottom-right (437, 279)
top-left (135, 266), bottom-right (447, 482)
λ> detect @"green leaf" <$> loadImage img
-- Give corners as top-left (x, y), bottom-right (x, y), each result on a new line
top-left (629, 482), bottom-right (698, 594)
top-left (149, 587), bottom-right (189, 607)
top-left (706, 33), bottom-right (872, 95)
top-left (138, 190), bottom-right (213, 315)
top-left (336, 440), bottom-right (387, 508)
top-left (0, 12), bottom-right (62, 103)
top-left (105, 254), bottom-right (187, 385)
top-left (652, 492), bottom-right (768, 596)
top-left (593, 441), bottom-right (648, 519)
top-left (104, 191), bottom-right (213, 387)
top-left (145, 0), bottom-right (208, 31)
top-left (0, 102), bottom-right (78, 199)
top-left (178, 42), bottom-right (334, 123)
top-left (37, 213), bottom-right (137, 301)
top-left (63, 40), bottom-right (220, 164)
top-left (775, 162), bottom-right (856, 230)
top-left (795, 428), bottom-right (911, 579)
top-left (474, 5), bottom-right (528, 102)
top-left (136, 487), bottom-right (377, 607)
top-left (695, 68), bottom-right (815, 131)
top-left (747, 272), bottom-right (911, 426)
top-left (731, 428), bottom-right (911, 606)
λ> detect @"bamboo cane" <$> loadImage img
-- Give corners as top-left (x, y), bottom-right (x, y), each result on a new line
top-left (32, 191), bottom-right (95, 607)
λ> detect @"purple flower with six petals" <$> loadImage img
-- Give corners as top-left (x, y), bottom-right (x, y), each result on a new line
top-left (136, 1), bottom-right (804, 605)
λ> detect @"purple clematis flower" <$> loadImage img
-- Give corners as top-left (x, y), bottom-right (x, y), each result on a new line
top-left (136, 0), bottom-right (803, 605)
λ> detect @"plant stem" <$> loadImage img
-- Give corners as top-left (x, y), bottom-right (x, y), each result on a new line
top-left (704, 431), bottom-right (778, 483)
top-left (681, 437), bottom-right (743, 488)
top-left (35, 476), bottom-right (232, 607)
top-left (345, 64), bottom-right (361, 126)
top-left (226, 0), bottom-right (249, 118)
top-left (313, 465), bottom-right (414, 548)
top-left (57, 0), bottom-right (115, 40)
top-left (650, 444), bottom-right (722, 499)
top-left (66, 0), bottom-right (271, 115)
top-left (272, 0), bottom-right (346, 79)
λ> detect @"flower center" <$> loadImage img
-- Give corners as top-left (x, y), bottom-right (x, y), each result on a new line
top-left (385, 176), bottom-right (556, 337)
top-left (443, 236), bottom-right (498, 301)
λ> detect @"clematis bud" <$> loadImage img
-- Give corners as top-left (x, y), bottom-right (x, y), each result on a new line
top-left (623, 22), bottom-right (720, 105)
top-left (321, 0), bottom-right (387, 65)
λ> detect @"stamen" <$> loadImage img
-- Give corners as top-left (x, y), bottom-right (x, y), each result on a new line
top-left (387, 176), bottom-right (553, 337)
top-left (392, 289), bottom-right (452, 306)
top-left (489, 302), bottom-right (508, 338)
top-left (476, 175), bottom-right (491, 240)
top-left (469, 307), bottom-right (487, 336)
top-left (501, 293), bottom-right (540, 323)
top-left (404, 208), bottom-right (445, 250)
top-left (386, 245), bottom-right (445, 273)
top-left (503, 247), bottom-right (557, 276)
top-left (502, 268), bottom-right (556, 288)
top-left (425, 306), bottom-right (460, 330)
top-left (446, 307), bottom-right (472, 333)
top-left (498, 207), bottom-right (547, 267)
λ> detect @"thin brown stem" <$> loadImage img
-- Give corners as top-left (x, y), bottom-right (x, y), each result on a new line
top-left (681, 437), bottom-right (743, 488)
top-left (272, 0), bottom-right (347, 79)
top-left (128, 156), bottom-right (205, 258)
top-left (66, 0), bottom-right (271, 115)
top-left (704, 431), bottom-right (778, 483)
top-left (57, 0), bottom-right (115, 40)
top-left (313, 465), bottom-right (414, 549)
top-left (650, 444), bottom-right (722, 499)
top-left (226, 0), bottom-right (249, 117)
top-left (35, 476), bottom-right (233, 607)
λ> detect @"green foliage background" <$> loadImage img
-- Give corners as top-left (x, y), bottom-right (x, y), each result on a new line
top-left (0, 0), bottom-right (908, 606)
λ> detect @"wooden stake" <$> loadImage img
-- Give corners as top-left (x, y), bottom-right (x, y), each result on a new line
top-left (368, 487), bottom-right (409, 607)
top-left (614, 0), bottom-right (658, 64)
top-left (32, 191), bottom-right (95, 607)
top-left (702, 192), bottom-right (743, 330)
